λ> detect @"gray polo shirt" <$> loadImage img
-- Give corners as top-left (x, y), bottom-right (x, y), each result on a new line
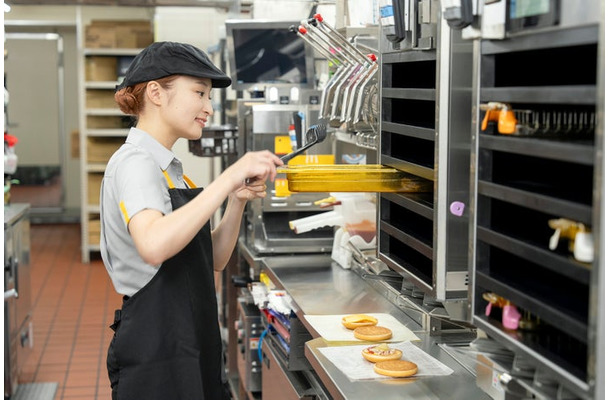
top-left (100, 128), bottom-right (190, 296)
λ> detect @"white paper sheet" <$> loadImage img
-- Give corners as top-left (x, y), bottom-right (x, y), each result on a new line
top-left (318, 341), bottom-right (454, 380)
top-left (304, 313), bottom-right (421, 342)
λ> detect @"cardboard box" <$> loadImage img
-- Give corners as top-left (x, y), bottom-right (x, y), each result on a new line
top-left (85, 25), bottom-right (115, 48)
top-left (85, 20), bottom-right (153, 49)
top-left (116, 25), bottom-right (154, 49)
top-left (86, 56), bottom-right (117, 81)
top-left (86, 90), bottom-right (117, 109)
top-left (87, 137), bottom-right (125, 163)
top-left (88, 217), bottom-right (101, 245)
top-left (71, 130), bottom-right (80, 159)
top-left (87, 173), bottom-right (104, 205)
top-left (87, 116), bottom-right (127, 129)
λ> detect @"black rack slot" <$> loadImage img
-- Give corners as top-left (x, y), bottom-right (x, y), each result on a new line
top-left (473, 316), bottom-right (587, 382)
top-left (382, 59), bottom-right (437, 89)
top-left (482, 44), bottom-right (597, 88)
top-left (475, 246), bottom-right (589, 334)
top-left (380, 198), bottom-right (433, 244)
top-left (381, 192), bottom-right (434, 219)
top-left (479, 103), bottom-right (597, 141)
top-left (478, 134), bottom-right (595, 165)
top-left (481, 150), bottom-right (593, 206)
top-left (381, 98), bottom-right (436, 129)
top-left (381, 131), bottom-right (435, 169)
top-left (379, 233), bottom-right (433, 286)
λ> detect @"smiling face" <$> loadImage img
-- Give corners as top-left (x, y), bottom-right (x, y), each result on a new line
top-left (160, 75), bottom-right (214, 141)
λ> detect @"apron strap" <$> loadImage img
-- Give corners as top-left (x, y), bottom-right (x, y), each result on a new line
top-left (183, 174), bottom-right (197, 189)
top-left (162, 170), bottom-right (197, 189)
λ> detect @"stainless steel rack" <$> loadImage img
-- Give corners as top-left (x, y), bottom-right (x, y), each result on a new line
top-left (469, 20), bottom-right (603, 400)
top-left (378, 10), bottom-right (474, 319)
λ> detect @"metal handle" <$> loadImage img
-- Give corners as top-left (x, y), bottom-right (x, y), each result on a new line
top-left (4, 255), bottom-right (19, 300)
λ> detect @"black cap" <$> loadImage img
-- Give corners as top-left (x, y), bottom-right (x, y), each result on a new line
top-left (116, 41), bottom-right (231, 90)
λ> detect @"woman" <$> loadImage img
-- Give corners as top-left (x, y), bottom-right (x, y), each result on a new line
top-left (100, 41), bottom-right (282, 399)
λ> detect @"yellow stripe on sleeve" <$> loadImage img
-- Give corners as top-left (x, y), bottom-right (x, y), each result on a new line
top-left (119, 200), bottom-right (130, 225)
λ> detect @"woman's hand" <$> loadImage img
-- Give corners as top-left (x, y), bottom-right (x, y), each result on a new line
top-left (234, 178), bottom-right (267, 201)
top-left (226, 150), bottom-right (283, 192)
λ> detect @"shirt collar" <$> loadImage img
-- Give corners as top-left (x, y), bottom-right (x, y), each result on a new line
top-left (125, 127), bottom-right (179, 171)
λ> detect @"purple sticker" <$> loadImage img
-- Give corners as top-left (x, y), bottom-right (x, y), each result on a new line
top-left (450, 201), bottom-right (465, 217)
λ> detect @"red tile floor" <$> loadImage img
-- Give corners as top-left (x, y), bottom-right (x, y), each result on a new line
top-left (19, 223), bottom-right (122, 399)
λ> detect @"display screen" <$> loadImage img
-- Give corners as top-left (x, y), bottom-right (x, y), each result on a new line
top-left (509, 0), bottom-right (550, 19)
top-left (506, 0), bottom-right (558, 32)
top-left (226, 20), bottom-right (314, 90)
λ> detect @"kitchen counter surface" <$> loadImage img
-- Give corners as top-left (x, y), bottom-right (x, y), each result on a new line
top-left (262, 254), bottom-right (490, 400)
top-left (4, 203), bottom-right (30, 228)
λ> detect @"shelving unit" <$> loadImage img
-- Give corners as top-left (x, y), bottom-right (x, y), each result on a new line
top-left (77, 15), bottom-right (153, 262)
top-left (469, 23), bottom-right (602, 399)
top-left (378, 17), bottom-right (474, 314)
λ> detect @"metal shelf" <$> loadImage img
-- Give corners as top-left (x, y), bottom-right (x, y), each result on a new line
top-left (380, 192), bottom-right (434, 220)
top-left (478, 135), bottom-right (595, 165)
top-left (381, 87), bottom-right (436, 101)
top-left (85, 108), bottom-right (124, 116)
top-left (477, 181), bottom-right (592, 225)
top-left (86, 129), bottom-right (129, 137)
top-left (481, 25), bottom-right (598, 55)
top-left (84, 48), bottom-right (143, 56)
top-left (379, 220), bottom-right (433, 259)
top-left (472, 316), bottom-right (589, 391)
top-left (477, 227), bottom-right (591, 285)
top-left (382, 49), bottom-right (437, 63)
top-left (480, 86), bottom-right (597, 105)
top-left (381, 154), bottom-right (435, 180)
top-left (475, 272), bottom-right (588, 341)
top-left (85, 81), bottom-right (119, 89)
top-left (86, 163), bottom-right (107, 173)
top-left (381, 121), bottom-right (435, 141)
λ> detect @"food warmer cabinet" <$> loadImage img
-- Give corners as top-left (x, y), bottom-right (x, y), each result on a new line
top-left (378, 0), bottom-right (475, 327)
top-left (468, 1), bottom-right (604, 399)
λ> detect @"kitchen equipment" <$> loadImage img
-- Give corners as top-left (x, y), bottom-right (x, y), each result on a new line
top-left (239, 102), bottom-right (335, 255)
top-left (236, 299), bottom-right (265, 393)
top-left (278, 164), bottom-right (434, 193)
top-left (261, 338), bottom-right (317, 400)
top-left (245, 119), bottom-right (327, 185)
top-left (294, 14), bottom-right (379, 133)
top-left (4, 203), bottom-right (33, 398)
top-left (261, 309), bottom-right (312, 372)
top-left (280, 120), bottom-right (327, 163)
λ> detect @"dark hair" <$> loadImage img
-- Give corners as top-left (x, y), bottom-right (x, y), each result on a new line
top-left (114, 75), bottom-right (179, 115)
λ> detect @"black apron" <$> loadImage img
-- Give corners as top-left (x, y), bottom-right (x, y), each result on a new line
top-left (107, 173), bottom-right (229, 400)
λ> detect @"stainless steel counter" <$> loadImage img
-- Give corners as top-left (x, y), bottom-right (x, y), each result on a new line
top-left (262, 254), bottom-right (491, 400)
top-left (4, 203), bottom-right (30, 228)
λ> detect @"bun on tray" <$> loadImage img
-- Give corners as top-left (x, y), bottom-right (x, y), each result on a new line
top-left (341, 314), bottom-right (378, 330)
top-left (353, 325), bottom-right (393, 341)
top-left (362, 343), bottom-right (402, 363)
top-left (373, 360), bottom-right (418, 378)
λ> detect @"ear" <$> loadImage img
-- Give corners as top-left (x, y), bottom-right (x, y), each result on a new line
top-left (145, 81), bottom-right (163, 106)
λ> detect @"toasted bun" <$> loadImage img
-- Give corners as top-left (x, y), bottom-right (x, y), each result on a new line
top-left (362, 343), bottom-right (403, 363)
top-left (341, 314), bottom-right (378, 330)
top-left (353, 325), bottom-right (393, 341)
top-left (373, 360), bottom-right (418, 378)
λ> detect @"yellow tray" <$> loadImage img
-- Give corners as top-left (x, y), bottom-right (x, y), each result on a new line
top-left (277, 165), bottom-right (433, 193)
